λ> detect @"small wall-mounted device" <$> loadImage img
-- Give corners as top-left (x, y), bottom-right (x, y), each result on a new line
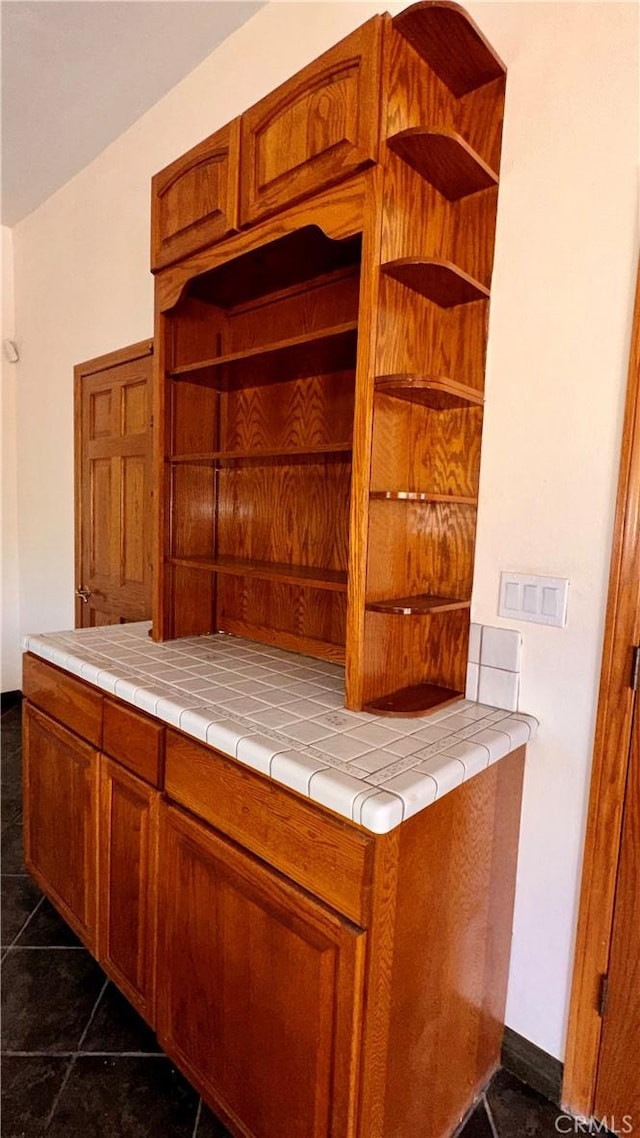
top-left (3, 339), bottom-right (19, 363)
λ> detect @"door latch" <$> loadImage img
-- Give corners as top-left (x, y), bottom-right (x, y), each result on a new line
top-left (75, 585), bottom-right (91, 604)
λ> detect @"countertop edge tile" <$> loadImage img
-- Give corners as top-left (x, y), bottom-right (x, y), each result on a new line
top-left (22, 624), bottom-right (538, 834)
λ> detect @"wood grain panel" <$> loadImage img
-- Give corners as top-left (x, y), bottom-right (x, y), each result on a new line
top-left (99, 757), bottom-right (159, 1023)
top-left (90, 389), bottom-right (112, 439)
top-left (371, 397), bottom-right (482, 498)
top-left (151, 120), bottom-right (239, 270)
top-left (221, 372), bottom-right (355, 453)
top-left (122, 380), bottom-right (147, 436)
top-left (375, 276), bottom-right (487, 392)
top-left (23, 654), bottom-right (103, 747)
top-left (170, 378), bottom-right (220, 457)
top-left (386, 27), bottom-right (504, 174)
top-left (168, 295), bottom-right (229, 371)
top-left (121, 456), bottom-right (146, 585)
top-left (170, 564), bottom-right (215, 639)
top-left (103, 699), bottom-right (164, 787)
top-left (226, 267), bottom-right (360, 353)
top-left (366, 498), bottom-right (476, 602)
top-left (23, 702), bottom-right (99, 953)
top-left (170, 463), bottom-right (216, 560)
top-left (217, 578), bottom-right (347, 657)
top-left (217, 459), bottom-right (351, 572)
top-left (163, 730), bottom-right (372, 924)
top-left (240, 19), bottom-right (383, 224)
top-left (594, 706), bottom-right (640, 1123)
top-left (360, 607), bottom-right (470, 704)
top-left (382, 749), bottom-right (524, 1138)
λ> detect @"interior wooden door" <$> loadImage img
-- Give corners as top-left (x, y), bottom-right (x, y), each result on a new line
top-left (74, 340), bottom-right (153, 627)
top-left (593, 698), bottom-right (640, 1128)
top-left (156, 803), bottom-right (365, 1138)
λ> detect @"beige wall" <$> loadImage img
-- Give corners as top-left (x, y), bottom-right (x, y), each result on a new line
top-left (2, 225), bottom-right (21, 690)
top-left (10, 1), bottom-right (639, 1059)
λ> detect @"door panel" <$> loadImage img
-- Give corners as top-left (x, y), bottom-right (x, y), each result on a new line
top-left (594, 700), bottom-right (640, 1126)
top-left (99, 757), bottom-right (159, 1023)
top-left (157, 803), bottom-right (365, 1138)
top-left (75, 341), bottom-right (153, 627)
top-left (23, 703), bottom-right (99, 952)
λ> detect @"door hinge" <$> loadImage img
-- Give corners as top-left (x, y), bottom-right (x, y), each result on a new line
top-left (598, 973), bottom-right (610, 1018)
top-left (631, 644), bottom-right (640, 691)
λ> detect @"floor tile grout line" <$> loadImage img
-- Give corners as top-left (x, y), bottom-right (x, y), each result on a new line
top-left (75, 976), bottom-right (110, 1051)
top-left (43, 1053), bottom-right (77, 1132)
top-left (484, 1093), bottom-right (500, 1138)
top-left (6, 893), bottom-right (45, 950)
top-left (1, 945), bottom-right (86, 951)
top-left (192, 1097), bottom-right (203, 1138)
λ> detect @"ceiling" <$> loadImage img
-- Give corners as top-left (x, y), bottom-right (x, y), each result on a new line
top-left (1, 0), bottom-right (263, 227)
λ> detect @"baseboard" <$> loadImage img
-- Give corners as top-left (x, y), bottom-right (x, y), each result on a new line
top-left (1, 690), bottom-right (23, 714)
top-left (502, 1026), bottom-right (563, 1105)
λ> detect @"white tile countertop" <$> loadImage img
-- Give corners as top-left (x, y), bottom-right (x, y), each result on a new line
top-left (23, 623), bottom-right (538, 834)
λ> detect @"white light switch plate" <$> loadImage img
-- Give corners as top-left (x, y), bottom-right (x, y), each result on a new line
top-left (499, 572), bottom-right (569, 627)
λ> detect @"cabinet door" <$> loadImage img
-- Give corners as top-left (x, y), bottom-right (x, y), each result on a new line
top-left (240, 18), bottom-right (383, 226)
top-left (23, 703), bottom-right (99, 952)
top-left (157, 804), bottom-right (366, 1138)
top-left (151, 119), bottom-right (240, 270)
top-left (98, 757), bottom-right (159, 1024)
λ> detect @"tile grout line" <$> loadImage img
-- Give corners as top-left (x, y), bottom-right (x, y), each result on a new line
top-left (5, 893), bottom-right (45, 951)
top-left (2, 1050), bottom-right (167, 1058)
top-left (484, 1093), bottom-right (500, 1138)
top-left (42, 976), bottom-right (110, 1131)
top-left (75, 976), bottom-right (109, 1051)
top-left (43, 1054), bottom-right (78, 1132)
top-left (192, 1097), bottom-right (203, 1138)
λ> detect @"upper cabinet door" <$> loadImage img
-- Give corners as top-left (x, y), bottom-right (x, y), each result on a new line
top-left (240, 18), bottom-right (383, 226)
top-left (151, 119), bottom-right (240, 271)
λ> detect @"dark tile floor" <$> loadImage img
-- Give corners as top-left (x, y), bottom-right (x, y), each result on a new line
top-left (2, 704), bottom-right (570, 1137)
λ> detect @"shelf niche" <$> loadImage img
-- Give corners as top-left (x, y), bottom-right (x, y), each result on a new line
top-left (393, 1), bottom-right (506, 97)
top-left (387, 128), bottom-right (498, 201)
top-left (381, 259), bottom-right (489, 308)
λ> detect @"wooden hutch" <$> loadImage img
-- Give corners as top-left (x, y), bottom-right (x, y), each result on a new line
top-left (151, 0), bottom-right (505, 716)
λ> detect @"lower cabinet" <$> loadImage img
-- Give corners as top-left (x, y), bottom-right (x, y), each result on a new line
top-left (156, 802), bottom-right (366, 1138)
top-left (98, 756), bottom-right (159, 1023)
top-left (23, 702), bottom-right (99, 952)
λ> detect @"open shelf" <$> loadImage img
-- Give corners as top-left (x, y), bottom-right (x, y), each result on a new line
top-left (387, 128), bottom-right (497, 200)
top-left (363, 681), bottom-right (463, 717)
top-left (170, 555), bottom-right (347, 593)
top-left (393, 2), bottom-right (506, 97)
top-left (168, 322), bottom-right (358, 390)
top-left (365, 593), bottom-right (470, 615)
top-left (370, 490), bottom-right (477, 505)
top-left (169, 444), bottom-right (352, 465)
top-left (374, 375), bottom-right (484, 409)
top-left (382, 259), bottom-right (489, 308)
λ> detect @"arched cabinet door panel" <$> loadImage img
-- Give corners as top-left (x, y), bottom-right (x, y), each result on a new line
top-left (240, 18), bottom-right (383, 226)
top-left (151, 119), bottom-right (240, 271)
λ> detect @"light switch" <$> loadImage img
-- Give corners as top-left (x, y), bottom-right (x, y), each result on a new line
top-left (499, 572), bottom-right (569, 627)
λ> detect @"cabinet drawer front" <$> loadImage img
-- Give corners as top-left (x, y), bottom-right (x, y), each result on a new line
top-left (23, 653), bottom-right (102, 747)
top-left (164, 730), bottom-right (372, 925)
top-left (103, 699), bottom-right (164, 787)
top-left (240, 18), bottom-right (383, 225)
top-left (151, 119), bottom-right (240, 270)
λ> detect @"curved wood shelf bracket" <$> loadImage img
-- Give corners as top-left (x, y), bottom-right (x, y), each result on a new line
top-left (393, 1), bottom-right (506, 97)
top-left (381, 259), bottom-right (489, 308)
top-left (387, 128), bottom-right (498, 201)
